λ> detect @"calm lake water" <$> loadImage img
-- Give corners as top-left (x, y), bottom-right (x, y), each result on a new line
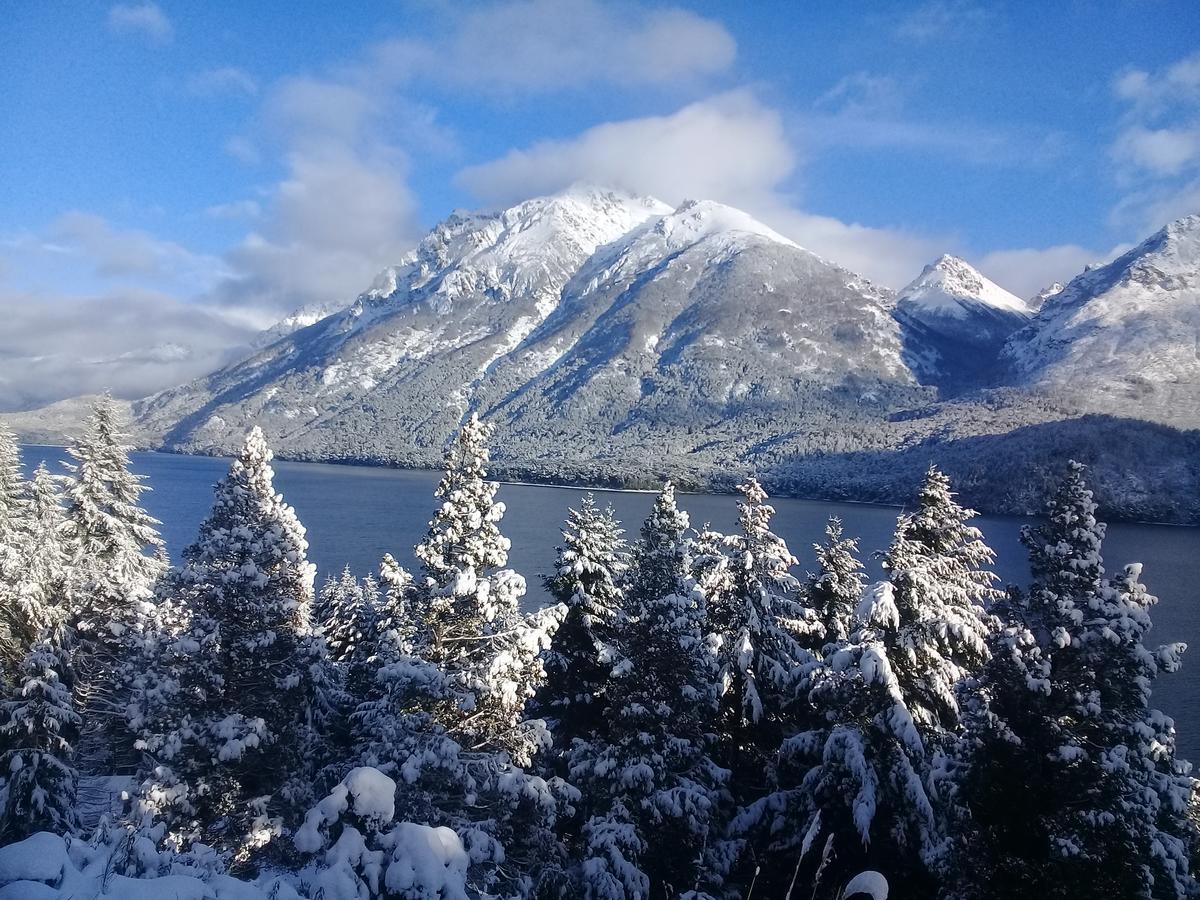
top-left (19, 445), bottom-right (1200, 760)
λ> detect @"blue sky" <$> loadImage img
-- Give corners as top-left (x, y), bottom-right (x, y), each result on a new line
top-left (1, 0), bottom-right (1198, 409)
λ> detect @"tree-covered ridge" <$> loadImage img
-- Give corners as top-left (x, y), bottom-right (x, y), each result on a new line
top-left (0, 399), bottom-right (1196, 900)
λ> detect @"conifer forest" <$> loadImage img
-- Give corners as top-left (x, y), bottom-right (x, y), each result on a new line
top-left (0, 398), bottom-right (1195, 900)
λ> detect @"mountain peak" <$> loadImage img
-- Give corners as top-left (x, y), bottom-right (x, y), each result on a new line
top-left (1164, 213), bottom-right (1200, 237)
top-left (900, 254), bottom-right (1028, 320)
top-left (1001, 212), bottom-right (1200, 423)
top-left (1030, 281), bottom-right (1064, 310)
top-left (654, 198), bottom-right (797, 250)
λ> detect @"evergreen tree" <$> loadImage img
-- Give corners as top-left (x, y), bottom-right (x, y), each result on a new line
top-left (710, 480), bottom-right (818, 788)
top-left (731, 517), bottom-right (870, 896)
top-left (806, 517), bottom-right (865, 648)
top-left (877, 465), bottom-right (999, 734)
top-left (353, 415), bottom-right (567, 896)
top-left (571, 483), bottom-right (729, 899)
top-left (318, 566), bottom-right (378, 667)
top-left (0, 623), bottom-right (81, 842)
top-left (749, 579), bottom-right (939, 900)
top-left (742, 470), bottom-right (999, 899)
top-left (131, 427), bottom-right (324, 865)
top-left (0, 426), bottom-right (28, 682)
top-left (372, 553), bottom-right (414, 668)
top-left (949, 462), bottom-right (1200, 900)
top-left (62, 396), bottom-right (165, 770)
top-left (536, 494), bottom-right (629, 746)
top-left (410, 413), bottom-right (562, 765)
top-left (0, 425), bottom-right (21, 541)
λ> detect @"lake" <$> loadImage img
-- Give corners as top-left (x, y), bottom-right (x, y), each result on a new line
top-left (18, 445), bottom-right (1200, 760)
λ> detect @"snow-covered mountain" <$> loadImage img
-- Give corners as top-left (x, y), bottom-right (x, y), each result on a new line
top-left (895, 254), bottom-right (1031, 390)
top-left (12, 195), bottom-right (1198, 519)
top-left (1002, 214), bottom-right (1200, 426)
top-left (254, 300), bottom-right (350, 348)
top-left (133, 186), bottom-right (922, 462)
top-left (1029, 281), bottom-right (1064, 311)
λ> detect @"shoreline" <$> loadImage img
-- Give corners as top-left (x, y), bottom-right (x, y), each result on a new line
top-left (17, 442), bottom-right (1198, 529)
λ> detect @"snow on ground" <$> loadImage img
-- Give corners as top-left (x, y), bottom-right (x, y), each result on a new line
top-left (0, 768), bottom-right (471, 900)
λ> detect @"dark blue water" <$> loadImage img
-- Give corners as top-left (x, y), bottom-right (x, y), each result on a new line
top-left (18, 446), bottom-right (1200, 760)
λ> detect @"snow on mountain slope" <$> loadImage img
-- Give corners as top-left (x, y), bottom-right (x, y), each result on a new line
top-left (132, 187), bottom-right (921, 461)
top-left (255, 300), bottom-right (350, 348)
top-left (473, 197), bottom-right (910, 435)
top-left (1002, 214), bottom-right (1200, 425)
top-left (895, 254), bottom-right (1031, 390)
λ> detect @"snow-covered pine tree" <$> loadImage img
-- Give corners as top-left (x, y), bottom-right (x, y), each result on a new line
top-left (0, 622), bottom-right (81, 843)
top-left (62, 396), bottom-right (165, 771)
top-left (949, 463), bottom-right (1200, 900)
top-left (318, 566), bottom-right (377, 668)
top-left (410, 413), bottom-right (562, 766)
top-left (535, 494), bottom-right (628, 747)
top-left (354, 415), bottom-right (567, 896)
top-left (741, 471), bottom-right (998, 899)
top-left (710, 480), bottom-right (818, 793)
top-left (877, 465), bottom-right (999, 735)
top-left (746, 579), bottom-right (940, 900)
top-left (728, 516), bottom-right (871, 896)
top-left (311, 567), bottom-right (379, 770)
top-left (131, 427), bottom-right (325, 866)
top-left (570, 483), bottom-right (729, 900)
top-left (806, 517), bottom-right (866, 649)
top-left (0, 464), bottom-right (72, 684)
top-left (0, 425), bottom-right (28, 682)
top-left (371, 553), bottom-right (414, 668)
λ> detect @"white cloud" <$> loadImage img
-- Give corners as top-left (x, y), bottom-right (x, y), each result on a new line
top-left (806, 70), bottom-right (1065, 167)
top-left (1112, 125), bottom-right (1200, 177)
top-left (45, 212), bottom-right (219, 283)
top-left (205, 200), bottom-right (262, 221)
top-left (223, 136), bottom-right (261, 165)
top-left (188, 67), bottom-right (259, 98)
top-left (210, 150), bottom-right (419, 320)
top-left (1113, 52), bottom-right (1200, 113)
top-left (0, 211), bottom-right (251, 409)
top-left (107, 2), bottom-right (173, 43)
top-left (975, 243), bottom-right (1129, 301)
top-left (0, 287), bottom-right (254, 412)
top-left (2, 212), bottom-right (223, 295)
top-left (265, 77), bottom-right (379, 150)
top-left (457, 92), bottom-right (792, 209)
top-left (1109, 51), bottom-right (1200, 229)
top-left (456, 92), bottom-right (950, 288)
top-left (761, 206), bottom-right (948, 289)
top-left (815, 72), bottom-right (905, 118)
top-left (201, 71), bottom-right (424, 322)
top-left (369, 0), bottom-right (735, 93)
top-left (894, 0), bottom-right (991, 42)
